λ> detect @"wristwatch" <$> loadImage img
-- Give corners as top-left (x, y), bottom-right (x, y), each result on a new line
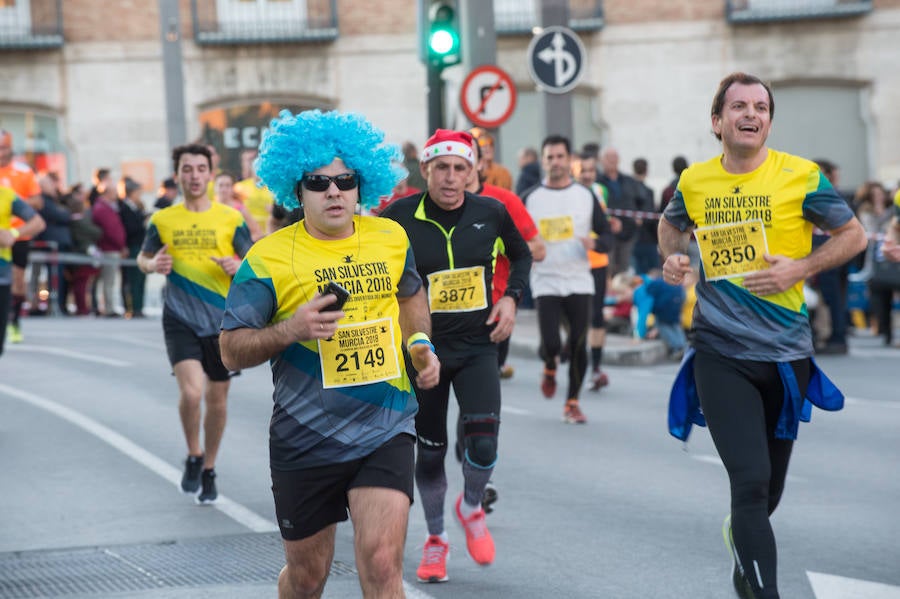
top-left (503, 288), bottom-right (523, 305)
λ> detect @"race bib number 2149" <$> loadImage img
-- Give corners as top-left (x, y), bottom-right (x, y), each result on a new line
top-left (318, 318), bottom-right (400, 388)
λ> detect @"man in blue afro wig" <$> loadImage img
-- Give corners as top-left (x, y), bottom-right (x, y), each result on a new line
top-left (220, 109), bottom-right (441, 597)
top-left (255, 109), bottom-right (407, 211)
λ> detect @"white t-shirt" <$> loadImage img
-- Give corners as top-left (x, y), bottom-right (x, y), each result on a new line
top-left (523, 182), bottom-right (596, 298)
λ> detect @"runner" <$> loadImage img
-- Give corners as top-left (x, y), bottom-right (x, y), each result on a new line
top-left (381, 128), bottom-right (532, 583)
top-left (219, 109), bottom-right (439, 598)
top-left (138, 143), bottom-right (253, 505)
top-left (0, 130), bottom-right (42, 343)
top-left (522, 135), bottom-right (614, 423)
top-left (660, 72), bottom-right (867, 599)
top-left (0, 185), bottom-right (44, 355)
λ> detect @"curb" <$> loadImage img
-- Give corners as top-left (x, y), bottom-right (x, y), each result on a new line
top-left (508, 309), bottom-right (669, 367)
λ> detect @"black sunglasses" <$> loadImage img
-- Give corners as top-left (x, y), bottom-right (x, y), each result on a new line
top-left (301, 173), bottom-right (359, 192)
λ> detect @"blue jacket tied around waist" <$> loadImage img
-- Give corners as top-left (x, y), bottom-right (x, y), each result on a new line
top-left (667, 348), bottom-right (845, 442)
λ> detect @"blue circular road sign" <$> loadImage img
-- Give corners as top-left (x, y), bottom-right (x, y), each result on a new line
top-left (526, 26), bottom-right (587, 94)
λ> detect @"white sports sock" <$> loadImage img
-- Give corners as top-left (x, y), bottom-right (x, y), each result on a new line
top-left (458, 498), bottom-right (482, 519)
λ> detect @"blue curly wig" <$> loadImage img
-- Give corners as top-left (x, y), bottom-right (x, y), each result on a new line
top-left (254, 109), bottom-right (406, 210)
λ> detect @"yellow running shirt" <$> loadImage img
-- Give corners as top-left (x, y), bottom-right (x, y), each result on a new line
top-left (663, 149), bottom-right (855, 360)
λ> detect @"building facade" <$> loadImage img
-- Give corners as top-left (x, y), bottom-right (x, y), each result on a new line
top-left (1, 0), bottom-right (898, 195)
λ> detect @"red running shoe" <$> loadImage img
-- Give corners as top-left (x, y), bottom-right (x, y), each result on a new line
top-left (541, 368), bottom-right (557, 399)
top-left (563, 400), bottom-right (587, 424)
top-left (416, 535), bottom-right (449, 583)
top-left (589, 369), bottom-right (609, 391)
top-left (454, 494), bottom-right (495, 565)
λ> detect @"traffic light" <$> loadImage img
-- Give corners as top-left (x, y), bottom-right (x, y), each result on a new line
top-left (426, 0), bottom-right (461, 69)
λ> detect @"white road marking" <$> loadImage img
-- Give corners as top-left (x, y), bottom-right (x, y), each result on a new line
top-left (403, 582), bottom-right (438, 598)
top-left (501, 405), bottom-right (532, 416)
top-left (690, 453), bottom-right (723, 466)
top-left (0, 383), bottom-right (439, 599)
top-left (844, 347), bottom-right (900, 359)
top-left (845, 396), bottom-right (900, 409)
top-left (808, 571), bottom-right (900, 598)
top-left (689, 452), bottom-right (807, 483)
top-left (0, 383), bottom-right (274, 533)
top-left (91, 333), bottom-right (166, 350)
top-left (6, 345), bottom-right (132, 366)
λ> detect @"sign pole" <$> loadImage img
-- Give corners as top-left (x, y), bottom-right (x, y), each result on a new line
top-left (427, 65), bottom-right (445, 133)
top-left (459, 0), bottom-right (504, 155)
top-left (539, 0), bottom-right (572, 141)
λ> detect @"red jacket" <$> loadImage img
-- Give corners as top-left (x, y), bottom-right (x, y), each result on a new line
top-left (91, 198), bottom-right (126, 252)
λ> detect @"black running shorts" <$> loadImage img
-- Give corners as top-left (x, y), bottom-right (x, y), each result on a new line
top-left (11, 240), bottom-right (30, 268)
top-left (271, 433), bottom-right (415, 541)
top-left (162, 309), bottom-right (232, 382)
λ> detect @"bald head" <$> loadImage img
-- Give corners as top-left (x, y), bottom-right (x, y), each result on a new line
top-left (600, 147), bottom-right (620, 177)
top-left (0, 130), bottom-right (12, 166)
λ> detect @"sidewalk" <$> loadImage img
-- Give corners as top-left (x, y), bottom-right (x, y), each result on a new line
top-left (508, 308), bottom-right (668, 367)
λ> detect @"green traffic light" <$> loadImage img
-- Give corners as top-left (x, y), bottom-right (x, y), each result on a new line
top-left (429, 28), bottom-right (458, 56)
top-left (425, 0), bottom-right (460, 67)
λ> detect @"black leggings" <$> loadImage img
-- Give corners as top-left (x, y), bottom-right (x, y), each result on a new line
top-left (868, 280), bottom-right (898, 344)
top-left (591, 267), bottom-right (608, 329)
top-left (0, 284), bottom-right (9, 356)
top-left (536, 294), bottom-right (592, 400)
top-left (693, 351), bottom-right (810, 599)
top-left (414, 343), bottom-right (501, 454)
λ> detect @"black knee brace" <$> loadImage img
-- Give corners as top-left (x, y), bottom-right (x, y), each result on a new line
top-left (416, 438), bottom-right (447, 478)
top-left (461, 413), bottom-right (500, 468)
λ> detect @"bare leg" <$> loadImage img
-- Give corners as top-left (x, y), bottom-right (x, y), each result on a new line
top-left (348, 486), bottom-right (410, 599)
top-left (173, 360), bottom-right (205, 456)
top-left (278, 525), bottom-right (336, 599)
top-left (202, 379), bottom-right (230, 469)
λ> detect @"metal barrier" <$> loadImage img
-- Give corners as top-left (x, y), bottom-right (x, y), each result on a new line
top-left (28, 241), bottom-right (139, 317)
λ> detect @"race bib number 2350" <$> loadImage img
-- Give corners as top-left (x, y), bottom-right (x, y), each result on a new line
top-left (695, 219), bottom-right (769, 281)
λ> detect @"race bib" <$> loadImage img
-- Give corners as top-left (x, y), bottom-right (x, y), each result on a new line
top-left (539, 216), bottom-right (574, 242)
top-left (427, 266), bottom-right (487, 313)
top-left (318, 318), bottom-right (400, 388)
top-left (695, 219), bottom-right (769, 281)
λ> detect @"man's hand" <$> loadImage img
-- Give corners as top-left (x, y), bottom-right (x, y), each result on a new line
top-left (662, 252), bottom-right (692, 285)
top-left (609, 216), bottom-right (623, 235)
top-left (281, 293), bottom-right (345, 343)
top-left (409, 343), bottom-right (440, 389)
top-left (210, 255), bottom-right (240, 276)
top-left (882, 239), bottom-right (900, 263)
top-left (486, 295), bottom-right (517, 343)
top-left (0, 229), bottom-right (16, 249)
top-left (742, 253), bottom-right (803, 296)
top-left (152, 244), bottom-right (173, 274)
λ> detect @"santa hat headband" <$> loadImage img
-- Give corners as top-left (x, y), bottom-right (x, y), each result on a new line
top-left (421, 129), bottom-right (475, 165)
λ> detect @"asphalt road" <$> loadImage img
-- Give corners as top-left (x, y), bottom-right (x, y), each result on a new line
top-left (1, 316), bottom-right (898, 598)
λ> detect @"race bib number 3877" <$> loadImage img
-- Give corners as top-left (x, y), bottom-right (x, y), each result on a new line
top-left (427, 266), bottom-right (487, 313)
top-left (695, 219), bottom-right (769, 281)
top-left (318, 318), bottom-right (400, 388)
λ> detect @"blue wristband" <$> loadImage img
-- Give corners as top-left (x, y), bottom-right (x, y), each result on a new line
top-left (408, 339), bottom-right (435, 353)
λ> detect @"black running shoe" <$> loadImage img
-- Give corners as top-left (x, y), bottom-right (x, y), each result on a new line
top-left (481, 481), bottom-right (498, 514)
top-left (181, 455), bottom-right (204, 494)
top-left (197, 468), bottom-right (218, 504)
